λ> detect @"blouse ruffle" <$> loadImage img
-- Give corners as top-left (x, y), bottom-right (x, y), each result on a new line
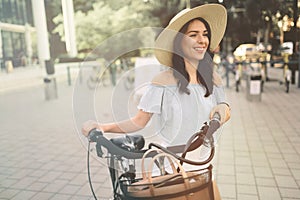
top-left (137, 83), bottom-right (226, 146)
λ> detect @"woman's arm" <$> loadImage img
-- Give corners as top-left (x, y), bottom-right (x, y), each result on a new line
top-left (82, 110), bottom-right (153, 136)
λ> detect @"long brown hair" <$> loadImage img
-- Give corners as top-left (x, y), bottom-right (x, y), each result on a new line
top-left (172, 17), bottom-right (213, 97)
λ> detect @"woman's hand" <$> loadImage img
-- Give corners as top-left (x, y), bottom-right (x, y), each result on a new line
top-left (210, 103), bottom-right (231, 125)
top-left (81, 120), bottom-right (101, 137)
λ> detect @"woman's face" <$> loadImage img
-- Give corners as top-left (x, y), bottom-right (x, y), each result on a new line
top-left (181, 19), bottom-right (209, 64)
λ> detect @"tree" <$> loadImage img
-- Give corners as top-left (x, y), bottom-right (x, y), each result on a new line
top-left (44, 0), bottom-right (66, 59)
top-left (53, 0), bottom-right (180, 60)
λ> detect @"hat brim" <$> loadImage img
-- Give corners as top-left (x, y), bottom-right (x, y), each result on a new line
top-left (154, 4), bottom-right (227, 67)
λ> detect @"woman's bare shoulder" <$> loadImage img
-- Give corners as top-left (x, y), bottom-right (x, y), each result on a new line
top-left (151, 69), bottom-right (177, 86)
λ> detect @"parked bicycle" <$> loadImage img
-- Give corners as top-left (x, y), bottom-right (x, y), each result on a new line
top-left (87, 65), bottom-right (111, 89)
top-left (86, 114), bottom-right (221, 200)
top-left (280, 54), bottom-right (291, 93)
top-left (119, 58), bottom-right (135, 90)
top-left (86, 58), bottom-right (136, 90)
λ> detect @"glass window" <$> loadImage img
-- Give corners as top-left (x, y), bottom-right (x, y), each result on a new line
top-left (0, 0), bottom-right (33, 65)
top-left (0, 0), bottom-right (33, 25)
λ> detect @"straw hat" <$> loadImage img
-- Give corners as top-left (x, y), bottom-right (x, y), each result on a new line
top-left (154, 4), bottom-right (227, 67)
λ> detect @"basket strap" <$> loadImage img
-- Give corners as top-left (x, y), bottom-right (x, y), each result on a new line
top-left (180, 124), bottom-right (209, 166)
top-left (148, 153), bottom-right (190, 196)
top-left (141, 149), bottom-right (177, 180)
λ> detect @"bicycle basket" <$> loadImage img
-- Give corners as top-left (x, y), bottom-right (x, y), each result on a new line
top-left (119, 152), bottom-right (214, 200)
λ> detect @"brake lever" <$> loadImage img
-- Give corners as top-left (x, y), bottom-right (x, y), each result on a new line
top-left (87, 129), bottom-right (104, 157)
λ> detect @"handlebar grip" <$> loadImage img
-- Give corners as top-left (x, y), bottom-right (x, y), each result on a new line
top-left (88, 129), bottom-right (103, 142)
top-left (204, 112), bottom-right (221, 147)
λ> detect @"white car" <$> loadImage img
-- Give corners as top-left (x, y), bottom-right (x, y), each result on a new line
top-left (233, 43), bottom-right (262, 61)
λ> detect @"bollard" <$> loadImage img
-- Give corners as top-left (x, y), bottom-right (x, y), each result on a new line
top-left (5, 60), bottom-right (14, 73)
top-left (44, 76), bottom-right (58, 100)
top-left (246, 74), bottom-right (262, 101)
top-left (45, 59), bottom-right (55, 75)
top-left (67, 66), bottom-right (72, 86)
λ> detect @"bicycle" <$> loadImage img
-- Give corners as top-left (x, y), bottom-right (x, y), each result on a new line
top-left (281, 53), bottom-right (291, 93)
top-left (87, 65), bottom-right (111, 89)
top-left (214, 54), bottom-right (237, 90)
top-left (86, 114), bottom-right (221, 200)
top-left (270, 58), bottom-right (291, 93)
top-left (118, 58), bottom-right (135, 90)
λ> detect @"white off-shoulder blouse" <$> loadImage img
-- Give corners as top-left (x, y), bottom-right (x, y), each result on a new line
top-left (137, 83), bottom-right (226, 146)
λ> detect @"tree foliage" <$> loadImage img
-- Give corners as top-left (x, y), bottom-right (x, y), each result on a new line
top-left (51, 0), bottom-right (297, 59)
top-left (53, 0), bottom-right (170, 59)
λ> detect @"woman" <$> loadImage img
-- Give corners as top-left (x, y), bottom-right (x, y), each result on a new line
top-left (83, 5), bottom-right (230, 199)
top-left (82, 4), bottom-right (230, 146)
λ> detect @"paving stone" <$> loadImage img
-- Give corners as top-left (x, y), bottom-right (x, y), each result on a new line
top-left (59, 184), bottom-right (81, 195)
top-left (49, 193), bottom-right (72, 200)
top-left (274, 175), bottom-right (298, 188)
top-left (236, 194), bottom-right (259, 200)
top-left (10, 177), bottom-right (37, 189)
top-left (255, 177), bottom-right (277, 187)
top-left (10, 190), bottom-right (36, 200)
top-left (253, 166), bottom-right (273, 178)
top-left (257, 186), bottom-right (281, 200)
top-left (42, 180), bottom-right (69, 193)
top-left (237, 184), bottom-right (257, 195)
top-left (27, 181), bottom-right (48, 191)
top-left (279, 188), bottom-right (300, 199)
top-left (30, 192), bottom-right (54, 200)
top-left (236, 173), bottom-right (256, 185)
top-left (0, 189), bottom-right (19, 199)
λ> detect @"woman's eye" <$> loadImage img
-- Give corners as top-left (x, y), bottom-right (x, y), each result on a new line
top-left (189, 34), bottom-right (197, 38)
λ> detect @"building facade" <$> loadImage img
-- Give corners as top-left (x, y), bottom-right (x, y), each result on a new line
top-left (0, 0), bottom-right (35, 69)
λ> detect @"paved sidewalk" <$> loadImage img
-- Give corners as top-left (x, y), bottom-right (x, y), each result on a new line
top-left (0, 66), bottom-right (300, 200)
top-left (0, 63), bottom-right (80, 94)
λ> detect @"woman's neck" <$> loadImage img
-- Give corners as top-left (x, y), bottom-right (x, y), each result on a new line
top-left (184, 60), bottom-right (198, 84)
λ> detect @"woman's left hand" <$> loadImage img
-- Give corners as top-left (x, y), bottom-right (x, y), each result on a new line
top-left (82, 120), bottom-right (101, 137)
top-left (210, 103), bottom-right (231, 125)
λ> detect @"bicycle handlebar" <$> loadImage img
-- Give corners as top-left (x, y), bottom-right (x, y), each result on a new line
top-left (88, 129), bottom-right (148, 159)
top-left (87, 116), bottom-right (221, 164)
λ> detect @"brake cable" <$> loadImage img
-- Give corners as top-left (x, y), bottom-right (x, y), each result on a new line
top-left (87, 142), bottom-right (98, 200)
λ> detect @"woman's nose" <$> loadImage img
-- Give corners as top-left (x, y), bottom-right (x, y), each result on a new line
top-left (197, 36), bottom-right (204, 43)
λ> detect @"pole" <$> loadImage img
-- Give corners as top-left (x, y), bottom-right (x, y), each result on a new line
top-left (61, 0), bottom-right (77, 57)
top-left (25, 24), bottom-right (32, 66)
top-left (31, 0), bottom-right (58, 100)
top-left (294, 0), bottom-right (300, 88)
top-left (0, 28), bottom-right (3, 71)
top-left (293, 0), bottom-right (298, 54)
top-left (290, 0), bottom-right (298, 84)
top-left (298, 45), bottom-right (300, 88)
top-left (186, 0), bottom-right (191, 8)
top-left (0, 28), bottom-right (2, 58)
top-left (31, 0), bottom-right (50, 68)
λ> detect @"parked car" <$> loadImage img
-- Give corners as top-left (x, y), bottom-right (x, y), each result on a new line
top-left (233, 43), bottom-right (262, 62)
